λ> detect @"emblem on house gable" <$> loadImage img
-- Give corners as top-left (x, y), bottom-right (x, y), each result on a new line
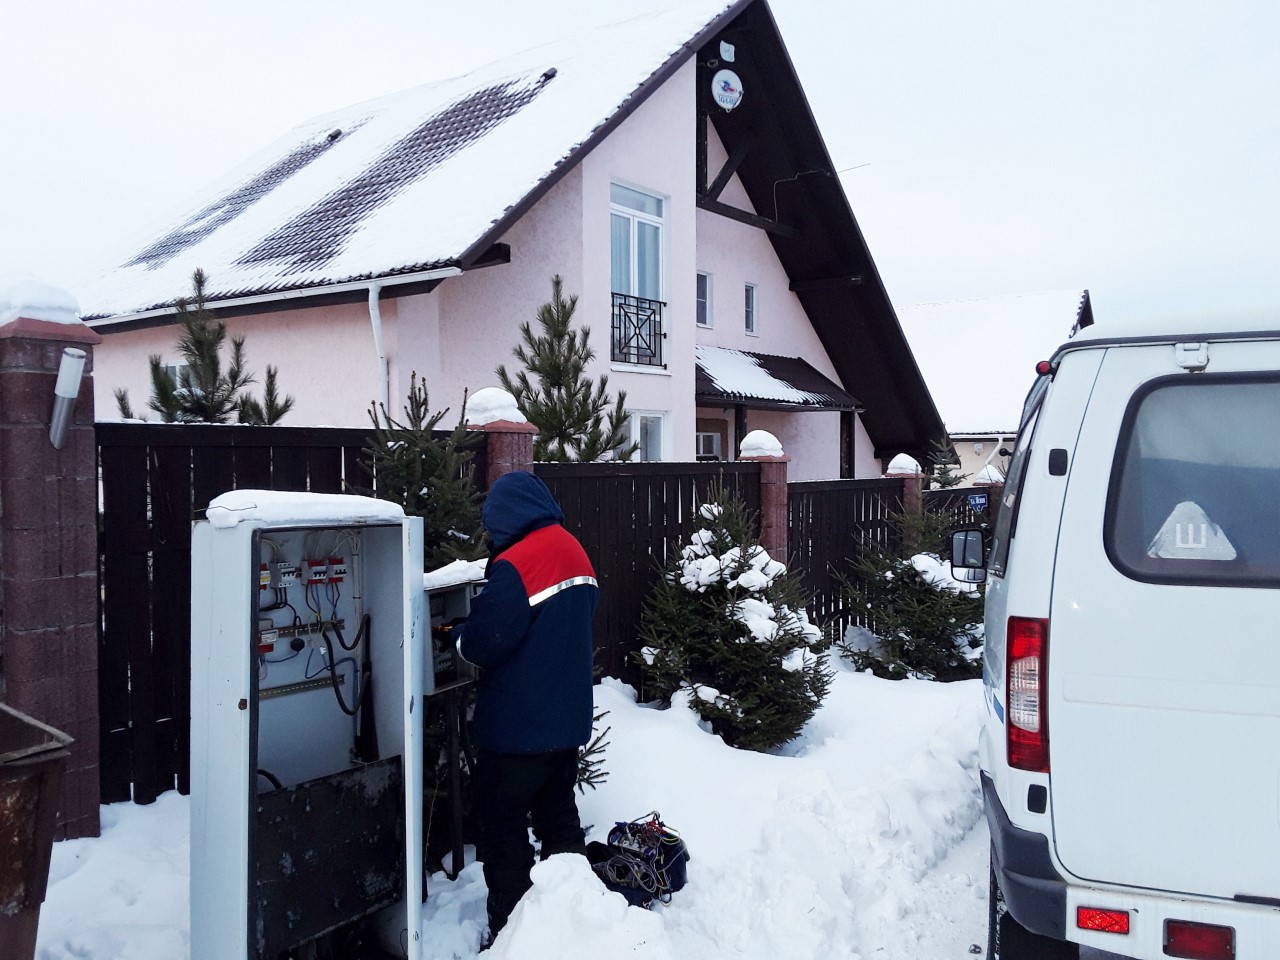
top-left (711, 69), bottom-right (744, 112)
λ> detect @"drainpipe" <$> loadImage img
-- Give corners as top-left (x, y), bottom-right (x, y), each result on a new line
top-left (368, 283), bottom-right (389, 418)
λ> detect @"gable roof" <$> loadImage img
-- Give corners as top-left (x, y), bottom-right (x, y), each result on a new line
top-left (695, 345), bottom-right (862, 411)
top-left (895, 290), bottom-right (1092, 434)
top-left (79, 0), bottom-right (945, 459)
top-left (78, 0), bottom-right (742, 322)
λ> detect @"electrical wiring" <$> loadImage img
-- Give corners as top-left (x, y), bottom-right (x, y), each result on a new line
top-left (321, 623), bottom-right (367, 716)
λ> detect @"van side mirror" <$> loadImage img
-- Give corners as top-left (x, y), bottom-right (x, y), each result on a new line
top-left (950, 529), bottom-right (987, 583)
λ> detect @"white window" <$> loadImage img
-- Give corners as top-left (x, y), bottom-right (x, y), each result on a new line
top-left (161, 361), bottom-right (189, 384)
top-left (696, 272), bottom-right (712, 328)
top-left (744, 283), bottom-right (758, 335)
top-left (610, 184), bottom-right (663, 301)
top-left (611, 184), bottom-right (665, 366)
top-left (695, 431), bottom-right (722, 460)
top-left (627, 411), bottom-right (667, 462)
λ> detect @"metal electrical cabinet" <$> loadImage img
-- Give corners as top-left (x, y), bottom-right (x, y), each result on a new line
top-left (190, 492), bottom-right (425, 960)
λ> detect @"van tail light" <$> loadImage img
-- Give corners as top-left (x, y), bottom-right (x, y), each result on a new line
top-left (1164, 920), bottom-right (1234, 959)
top-left (1007, 617), bottom-right (1049, 772)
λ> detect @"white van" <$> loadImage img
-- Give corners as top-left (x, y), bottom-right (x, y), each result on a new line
top-left (952, 315), bottom-right (1280, 960)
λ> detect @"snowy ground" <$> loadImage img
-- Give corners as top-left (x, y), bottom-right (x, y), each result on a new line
top-left (34, 666), bottom-right (1122, 960)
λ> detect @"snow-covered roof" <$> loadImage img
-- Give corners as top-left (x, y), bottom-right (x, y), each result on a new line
top-left (895, 290), bottom-right (1089, 434)
top-left (78, 1), bottom-right (738, 322)
top-left (695, 344), bottom-right (861, 411)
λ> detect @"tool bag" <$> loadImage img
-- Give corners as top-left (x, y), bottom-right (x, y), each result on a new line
top-left (586, 811), bottom-right (689, 908)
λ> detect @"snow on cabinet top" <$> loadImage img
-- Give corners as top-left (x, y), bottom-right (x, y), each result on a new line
top-left (0, 276), bottom-right (81, 326)
top-left (78, 1), bottom-right (737, 322)
top-left (206, 490), bottom-right (406, 529)
top-left (423, 558), bottom-right (488, 591)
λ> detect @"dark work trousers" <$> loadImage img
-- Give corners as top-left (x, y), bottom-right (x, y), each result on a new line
top-left (474, 748), bottom-right (587, 935)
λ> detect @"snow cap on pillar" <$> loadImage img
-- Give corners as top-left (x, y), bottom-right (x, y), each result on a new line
top-left (0, 274), bottom-right (100, 342)
top-left (465, 387), bottom-right (527, 427)
top-left (739, 429), bottom-right (784, 459)
top-left (885, 453), bottom-right (923, 476)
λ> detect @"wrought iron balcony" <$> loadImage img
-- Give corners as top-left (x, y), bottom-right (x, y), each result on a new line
top-left (611, 292), bottom-right (666, 368)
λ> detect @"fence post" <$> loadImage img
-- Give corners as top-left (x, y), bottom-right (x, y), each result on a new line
top-left (465, 389), bottom-right (537, 488)
top-left (0, 285), bottom-right (102, 839)
top-left (886, 457), bottom-right (927, 558)
top-left (740, 434), bottom-right (790, 562)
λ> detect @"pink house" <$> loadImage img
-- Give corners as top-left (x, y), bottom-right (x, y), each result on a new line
top-left (79, 0), bottom-right (943, 482)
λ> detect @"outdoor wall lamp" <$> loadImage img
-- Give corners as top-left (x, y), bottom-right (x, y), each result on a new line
top-left (49, 347), bottom-right (86, 449)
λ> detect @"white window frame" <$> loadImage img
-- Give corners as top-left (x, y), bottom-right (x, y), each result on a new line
top-left (610, 183), bottom-right (665, 301)
top-left (626, 410), bottom-right (669, 462)
top-left (696, 271), bottom-right (713, 328)
top-left (744, 282), bottom-right (758, 336)
top-left (695, 431), bottom-right (722, 460)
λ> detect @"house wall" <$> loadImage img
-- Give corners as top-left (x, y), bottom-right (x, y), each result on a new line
top-left (431, 165), bottom-right (585, 420)
top-left (92, 61), bottom-right (878, 481)
top-left (952, 433), bottom-right (1013, 485)
top-left (93, 302), bottom-right (382, 426)
top-left (578, 59), bottom-right (698, 460)
top-left (693, 125), bottom-right (875, 480)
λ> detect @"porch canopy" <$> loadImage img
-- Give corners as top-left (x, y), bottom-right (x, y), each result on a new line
top-left (695, 345), bottom-right (862, 412)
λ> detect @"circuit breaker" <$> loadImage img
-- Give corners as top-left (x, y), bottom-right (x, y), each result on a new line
top-left (190, 491), bottom-right (425, 960)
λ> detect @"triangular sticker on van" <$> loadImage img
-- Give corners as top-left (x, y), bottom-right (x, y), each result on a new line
top-left (1147, 501), bottom-right (1238, 561)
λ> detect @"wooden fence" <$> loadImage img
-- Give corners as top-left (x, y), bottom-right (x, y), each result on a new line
top-left (95, 420), bottom-right (902, 803)
top-left (95, 422), bottom-right (463, 804)
top-left (788, 478), bottom-right (904, 638)
top-left (535, 461), bottom-right (762, 683)
top-left (921, 485), bottom-right (1001, 534)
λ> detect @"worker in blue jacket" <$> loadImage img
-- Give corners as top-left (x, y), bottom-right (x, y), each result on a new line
top-left (456, 470), bottom-right (598, 942)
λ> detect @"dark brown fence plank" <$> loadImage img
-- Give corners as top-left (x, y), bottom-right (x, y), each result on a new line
top-left (99, 442), bottom-right (157, 803)
top-left (97, 444), bottom-right (144, 804)
top-left (97, 422), bottom-right (380, 805)
top-left (788, 478), bottom-right (905, 639)
top-left (149, 445), bottom-right (192, 797)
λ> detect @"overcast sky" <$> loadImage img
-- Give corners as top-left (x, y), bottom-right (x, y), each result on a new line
top-left (2, 0), bottom-right (1277, 327)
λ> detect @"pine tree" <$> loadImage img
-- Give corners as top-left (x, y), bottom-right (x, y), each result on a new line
top-left (113, 269), bottom-right (295, 424)
top-left (837, 507), bottom-right (984, 681)
top-left (496, 275), bottom-right (638, 462)
top-left (576, 709), bottom-right (612, 793)
top-left (358, 372), bottom-right (485, 570)
top-left (636, 484), bottom-right (831, 752)
top-left (927, 436), bottom-right (967, 488)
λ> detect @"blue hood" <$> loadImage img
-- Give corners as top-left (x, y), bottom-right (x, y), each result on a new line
top-left (483, 471), bottom-right (565, 551)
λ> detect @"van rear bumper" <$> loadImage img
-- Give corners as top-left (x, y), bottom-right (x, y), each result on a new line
top-left (982, 773), bottom-right (1067, 940)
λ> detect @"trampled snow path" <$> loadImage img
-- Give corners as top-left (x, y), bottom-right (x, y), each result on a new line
top-left (34, 668), bottom-right (1124, 959)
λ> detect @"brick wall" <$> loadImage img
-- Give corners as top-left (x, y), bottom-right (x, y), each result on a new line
top-left (0, 316), bottom-right (102, 838)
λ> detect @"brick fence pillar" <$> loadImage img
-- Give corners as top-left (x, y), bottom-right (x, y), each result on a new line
top-left (741, 455), bottom-right (790, 563)
top-left (470, 420), bottom-right (537, 488)
top-left (0, 307), bottom-right (103, 839)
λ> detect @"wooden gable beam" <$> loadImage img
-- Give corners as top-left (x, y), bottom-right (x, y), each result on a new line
top-left (704, 138), bottom-right (751, 201)
top-left (696, 196), bottom-right (799, 238)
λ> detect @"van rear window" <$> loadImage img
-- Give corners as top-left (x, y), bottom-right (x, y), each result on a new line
top-left (1106, 375), bottom-right (1280, 587)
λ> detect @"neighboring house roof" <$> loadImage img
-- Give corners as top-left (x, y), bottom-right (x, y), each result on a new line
top-left (695, 345), bottom-right (861, 411)
top-left (895, 290), bottom-right (1092, 435)
top-left (79, 0), bottom-right (945, 459)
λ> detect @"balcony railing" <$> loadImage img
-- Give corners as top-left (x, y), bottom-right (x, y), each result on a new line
top-left (611, 292), bottom-right (666, 368)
